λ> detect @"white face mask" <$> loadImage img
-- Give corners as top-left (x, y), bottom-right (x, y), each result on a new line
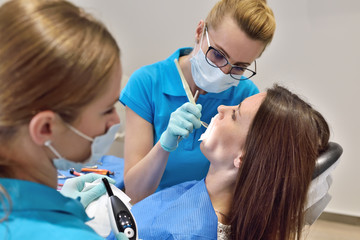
top-left (190, 47), bottom-right (239, 93)
top-left (45, 123), bottom-right (120, 171)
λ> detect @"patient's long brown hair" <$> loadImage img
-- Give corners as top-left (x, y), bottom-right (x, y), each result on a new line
top-left (230, 85), bottom-right (330, 240)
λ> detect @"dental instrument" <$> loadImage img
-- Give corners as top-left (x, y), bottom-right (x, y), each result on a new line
top-left (57, 170), bottom-right (67, 179)
top-left (102, 178), bottom-right (138, 240)
top-left (193, 90), bottom-right (208, 128)
top-left (174, 59), bottom-right (208, 128)
top-left (69, 168), bottom-right (84, 176)
top-left (81, 168), bottom-right (114, 176)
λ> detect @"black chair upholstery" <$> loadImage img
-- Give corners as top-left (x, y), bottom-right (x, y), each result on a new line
top-left (305, 141), bottom-right (343, 225)
top-left (312, 142), bottom-right (343, 180)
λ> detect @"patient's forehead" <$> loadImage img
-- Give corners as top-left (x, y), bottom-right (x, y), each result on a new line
top-left (241, 92), bottom-right (266, 111)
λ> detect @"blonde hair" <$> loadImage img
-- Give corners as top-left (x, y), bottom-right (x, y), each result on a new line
top-left (206, 0), bottom-right (276, 49)
top-left (0, 0), bottom-right (120, 139)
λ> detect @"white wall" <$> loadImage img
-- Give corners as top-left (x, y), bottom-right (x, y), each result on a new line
top-left (3, 0), bottom-right (358, 217)
top-left (71, 0), bottom-right (219, 75)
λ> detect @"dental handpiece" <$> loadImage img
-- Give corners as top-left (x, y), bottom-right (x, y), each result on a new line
top-left (102, 178), bottom-right (137, 240)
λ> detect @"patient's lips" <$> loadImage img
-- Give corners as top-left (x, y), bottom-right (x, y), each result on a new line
top-left (199, 114), bottom-right (218, 141)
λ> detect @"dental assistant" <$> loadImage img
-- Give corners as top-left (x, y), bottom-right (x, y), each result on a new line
top-left (121, 0), bottom-right (276, 203)
top-left (0, 0), bottom-right (126, 239)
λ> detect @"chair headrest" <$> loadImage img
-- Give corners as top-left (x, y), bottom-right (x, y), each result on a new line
top-left (312, 142), bottom-right (343, 180)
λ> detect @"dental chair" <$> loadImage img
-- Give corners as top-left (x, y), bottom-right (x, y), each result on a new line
top-left (305, 141), bottom-right (343, 225)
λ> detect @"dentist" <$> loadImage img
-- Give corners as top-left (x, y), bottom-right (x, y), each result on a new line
top-left (121, 0), bottom-right (276, 203)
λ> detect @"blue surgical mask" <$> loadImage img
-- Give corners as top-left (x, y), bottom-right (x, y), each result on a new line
top-left (45, 123), bottom-right (120, 171)
top-left (190, 47), bottom-right (239, 93)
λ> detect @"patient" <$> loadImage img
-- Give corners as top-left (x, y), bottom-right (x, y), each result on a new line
top-left (115, 84), bottom-right (330, 240)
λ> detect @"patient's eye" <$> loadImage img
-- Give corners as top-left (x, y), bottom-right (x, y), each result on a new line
top-left (232, 110), bottom-right (236, 120)
top-left (232, 104), bottom-right (241, 120)
top-left (104, 106), bottom-right (115, 115)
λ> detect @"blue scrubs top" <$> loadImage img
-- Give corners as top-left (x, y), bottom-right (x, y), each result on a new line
top-left (0, 178), bottom-right (103, 240)
top-left (108, 179), bottom-right (218, 240)
top-left (120, 48), bottom-right (259, 191)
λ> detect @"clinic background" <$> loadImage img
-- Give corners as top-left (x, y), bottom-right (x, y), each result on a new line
top-left (6, 0), bottom-right (358, 218)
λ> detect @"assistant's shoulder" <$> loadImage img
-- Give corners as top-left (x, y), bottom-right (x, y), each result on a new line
top-left (1, 214), bottom-right (103, 240)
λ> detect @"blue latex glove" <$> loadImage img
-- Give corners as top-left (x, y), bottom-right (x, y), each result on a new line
top-left (115, 232), bottom-right (130, 240)
top-left (60, 173), bottom-right (115, 208)
top-left (160, 102), bottom-right (202, 152)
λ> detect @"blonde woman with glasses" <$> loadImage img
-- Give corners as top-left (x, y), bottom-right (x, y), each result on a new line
top-left (121, 0), bottom-right (276, 203)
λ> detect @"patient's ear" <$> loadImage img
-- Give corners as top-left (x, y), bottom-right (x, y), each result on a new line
top-left (234, 155), bottom-right (242, 169)
top-left (29, 111), bottom-right (57, 146)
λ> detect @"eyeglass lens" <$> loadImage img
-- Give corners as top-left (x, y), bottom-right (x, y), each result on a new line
top-left (206, 47), bottom-right (256, 80)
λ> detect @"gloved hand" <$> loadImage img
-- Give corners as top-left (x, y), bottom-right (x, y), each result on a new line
top-left (115, 232), bottom-right (130, 240)
top-left (160, 102), bottom-right (202, 152)
top-left (60, 173), bottom-right (115, 208)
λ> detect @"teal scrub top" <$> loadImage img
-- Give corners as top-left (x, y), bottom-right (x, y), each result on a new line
top-left (0, 178), bottom-right (103, 240)
top-left (120, 48), bottom-right (259, 191)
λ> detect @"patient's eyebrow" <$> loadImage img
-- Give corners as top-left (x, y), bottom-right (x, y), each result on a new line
top-left (107, 98), bottom-right (119, 108)
top-left (232, 103), bottom-right (242, 120)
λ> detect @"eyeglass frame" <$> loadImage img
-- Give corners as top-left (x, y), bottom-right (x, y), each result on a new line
top-left (203, 27), bottom-right (257, 80)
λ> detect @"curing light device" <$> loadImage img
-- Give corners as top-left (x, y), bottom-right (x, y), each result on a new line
top-left (102, 178), bottom-right (138, 240)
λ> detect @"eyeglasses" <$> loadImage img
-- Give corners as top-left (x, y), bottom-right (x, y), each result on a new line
top-left (204, 28), bottom-right (257, 80)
